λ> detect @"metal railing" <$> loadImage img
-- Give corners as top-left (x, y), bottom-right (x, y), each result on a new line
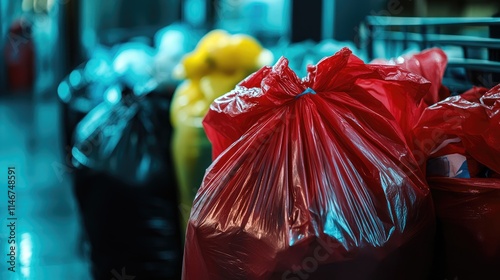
top-left (362, 16), bottom-right (500, 92)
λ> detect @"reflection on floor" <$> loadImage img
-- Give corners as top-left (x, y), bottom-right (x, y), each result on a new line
top-left (0, 95), bottom-right (91, 280)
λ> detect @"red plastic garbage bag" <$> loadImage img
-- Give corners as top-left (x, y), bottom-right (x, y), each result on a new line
top-left (183, 48), bottom-right (435, 280)
top-left (428, 177), bottom-right (500, 280)
top-left (414, 85), bottom-right (500, 174)
top-left (369, 48), bottom-right (450, 151)
top-left (371, 48), bottom-right (450, 106)
top-left (414, 84), bottom-right (500, 279)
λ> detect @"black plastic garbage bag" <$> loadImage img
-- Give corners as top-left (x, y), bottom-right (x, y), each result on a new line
top-left (58, 57), bottom-right (116, 151)
top-left (72, 83), bottom-right (182, 280)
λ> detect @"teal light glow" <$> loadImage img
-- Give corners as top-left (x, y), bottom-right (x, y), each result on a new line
top-left (57, 81), bottom-right (71, 103)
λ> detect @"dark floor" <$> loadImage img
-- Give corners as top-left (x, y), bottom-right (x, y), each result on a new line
top-left (0, 95), bottom-right (91, 279)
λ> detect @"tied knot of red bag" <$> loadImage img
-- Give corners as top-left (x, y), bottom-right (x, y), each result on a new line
top-left (295, 87), bottom-right (316, 99)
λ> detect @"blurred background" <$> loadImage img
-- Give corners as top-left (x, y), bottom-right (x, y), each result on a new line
top-left (0, 0), bottom-right (499, 279)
